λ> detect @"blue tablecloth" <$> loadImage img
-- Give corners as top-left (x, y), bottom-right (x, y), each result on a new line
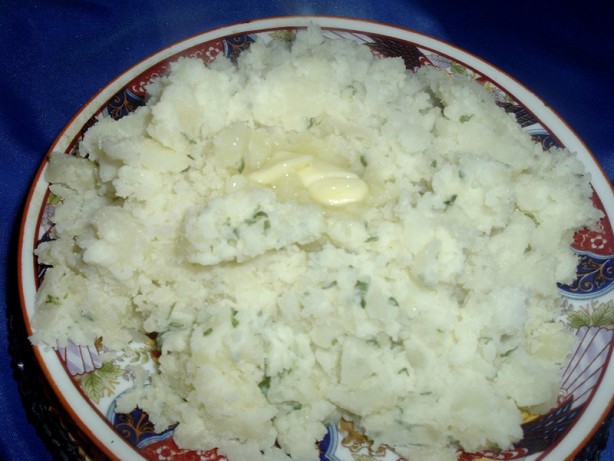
top-left (1, 1), bottom-right (612, 460)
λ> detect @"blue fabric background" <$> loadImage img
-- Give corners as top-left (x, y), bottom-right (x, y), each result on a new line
top-left (1, 1), bottom-right (612, 460)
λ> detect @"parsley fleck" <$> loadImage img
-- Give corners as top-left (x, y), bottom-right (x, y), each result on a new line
top-left (246, 210), bottom-right (269, 224)
top-left (355, 280), bottom-right (369, 308)
top-left (46, 295), bottom-right (61, 305)
top-left (181, 132), bottom-right (197, 144)
top-left (444, 194), bottom-right (458, 208)
top-left (231, 308), bottom-right (239, 328)
top-left (521, 210), bottom-right (540, 226)
top-left (258, 375), bottom-right (271, 395)
top-left (245, 210), bottom-right (271, 231)
top-left (500, 347), bottom-right (518, 358)
top-left (289, 401), bottom-right (303, 411)
top-left (307, 117), bottom-right (319, 129)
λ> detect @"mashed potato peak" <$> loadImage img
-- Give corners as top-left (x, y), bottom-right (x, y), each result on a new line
top-left (32, 26), bottom-right (601, 461)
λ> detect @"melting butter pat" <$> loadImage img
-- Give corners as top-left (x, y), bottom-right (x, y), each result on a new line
top-left (248, 153), bottom-right (368, 207)
top-left (248, 153), bottom-right (313, 185)
top-left (305, 176), bottom-right (368, 206)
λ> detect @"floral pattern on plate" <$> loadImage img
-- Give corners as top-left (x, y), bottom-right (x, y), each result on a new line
top-left (23, 19), bottom-right (614, 461)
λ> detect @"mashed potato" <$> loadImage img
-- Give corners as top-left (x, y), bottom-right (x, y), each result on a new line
top-left (32, 26), bottom-right (601, 461)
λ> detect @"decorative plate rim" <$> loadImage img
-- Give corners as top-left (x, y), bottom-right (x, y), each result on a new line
top-left (17, 15), bottom-right (614, 461)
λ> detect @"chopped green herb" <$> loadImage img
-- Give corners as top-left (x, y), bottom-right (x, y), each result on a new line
top-left (238, 158), bottom-right (245, 174)
top-left (521, 210), bottom-right (540, 226)
top-left (258, 375), bottom-right (271, 395)
top-left (331, 338), bottom-right (338, 346)
top-left (231, 308), bottom-right (239, 328)
top-left (355, 280), bottom-right (369, 308)
top-left (398, 367), bottom-right (409, 375)
top-left (459, 114), bottom-right (474, 123)
top-left (288, 401), bottom-right (303, 411)
top-left (203, 328), bottom-right (213, 336)
top-left (388, 297), bottom-right (399, 307)
top-left (246, 210), bottom-right (269, 224)
top-left (365, 236), bottom-right (379, 243)
top-left (355, 280), bottom-right (369, 293)
top-left (500, 347), bottom-right (518, 358)
top-left (430, 159), bottom-right (437, 168)
top-left (245, 210), bottom-right (271, 231)
top-left (420, 391), bottom-right (433, 396)
top-left (366, 337), bottom-right (379, 346)
top-left (46, 295), bottom-right (61, 305)
top-left (307, 117), bottom-right (319, 129)
top-left (360, 155), bottom-right (368, 167)
top-left (181, 131), bottom-right (197, 144)
top-left (444, 194), bottom-right (458, 208)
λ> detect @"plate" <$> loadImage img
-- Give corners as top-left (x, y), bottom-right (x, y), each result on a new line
top-left (18, 16), bottom-right (614, 461)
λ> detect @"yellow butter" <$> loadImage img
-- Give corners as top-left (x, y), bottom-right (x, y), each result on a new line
top-left (248, 151), bottom-right (368, 207)
top-left (248, 154), bottom-right (313, 185)
top-left (297, 160), bottom-right (357, 186)
top-left (306, 176), bottom-right (368, 206)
